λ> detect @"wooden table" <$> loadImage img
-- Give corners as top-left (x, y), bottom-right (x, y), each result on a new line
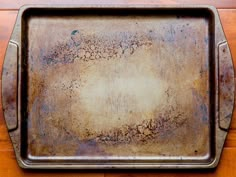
top-left (0, 1), bottom-right (235, 176)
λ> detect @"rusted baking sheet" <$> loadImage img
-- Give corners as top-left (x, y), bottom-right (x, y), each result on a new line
top-left (2, 5), bottom-right (234, 169)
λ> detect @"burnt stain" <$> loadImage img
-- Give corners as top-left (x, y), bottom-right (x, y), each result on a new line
top-left (43, 31), bottom-right (153, 65)
top-left (95, 107), bottom-right (187, 145)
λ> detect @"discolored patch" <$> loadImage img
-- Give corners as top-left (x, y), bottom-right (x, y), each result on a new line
top-left (26, 15), bottom-right (211, 158)
top-left (95, 106), bottom-right (188, 145)
top-left (43, 31), bottom-right (152, 65)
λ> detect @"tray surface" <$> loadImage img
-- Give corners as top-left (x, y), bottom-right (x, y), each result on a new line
top-left (2, 5), bottom-right (234, 169)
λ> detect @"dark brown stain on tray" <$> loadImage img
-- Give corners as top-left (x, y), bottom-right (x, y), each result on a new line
top-left (95, 107), bottom-right (187, 145)
top-left (43, 31), bottom-right (152, 65)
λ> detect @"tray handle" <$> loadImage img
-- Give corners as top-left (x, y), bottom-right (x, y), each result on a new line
top-left (218, 41), bottom-right (235, 130)
top-left (2, 41), bottom-right (18, 131)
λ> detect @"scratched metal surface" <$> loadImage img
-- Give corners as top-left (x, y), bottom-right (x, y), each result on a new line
top-left (26, 13), bottom-right (210, 159)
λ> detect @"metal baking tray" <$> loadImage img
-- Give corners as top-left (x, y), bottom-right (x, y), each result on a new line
top-left (2, 5), bottom-right (234, 169)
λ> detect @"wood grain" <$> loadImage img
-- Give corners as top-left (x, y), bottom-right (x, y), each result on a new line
top-left (0, 0), bottom-right (236, 9)
top-left (0, 8), bottom-right (236, 176)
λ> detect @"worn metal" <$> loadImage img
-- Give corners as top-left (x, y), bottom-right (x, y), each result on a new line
top-left (1, 5), bottom-right (234, 169)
